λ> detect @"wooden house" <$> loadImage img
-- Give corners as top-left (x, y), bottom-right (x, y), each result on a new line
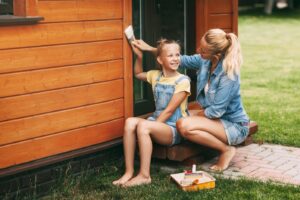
top-left (0, 0), bottom-right (238, 176)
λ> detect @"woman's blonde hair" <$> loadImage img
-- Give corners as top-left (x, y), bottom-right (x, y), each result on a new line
top-left (203, 29), bottom-right (243, 80)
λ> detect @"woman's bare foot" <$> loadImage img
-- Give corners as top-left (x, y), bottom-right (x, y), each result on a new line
top-left (122, 174), bottom-right (151, 187)
top-left (210, 146), bottom-right (236, 171)
top-left (112, 173), bottom-right (133, 186)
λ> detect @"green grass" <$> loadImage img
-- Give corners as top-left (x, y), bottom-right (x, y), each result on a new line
top-left (239, 7), bottom-right (300, 146)
top-left (39, 160), bottom-right (300, 200)
top-left (21, 7), bottom-right (300, 200)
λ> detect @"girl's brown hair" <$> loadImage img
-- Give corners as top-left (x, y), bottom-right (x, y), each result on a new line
top-left (156, 38), bottom-right (181, 57)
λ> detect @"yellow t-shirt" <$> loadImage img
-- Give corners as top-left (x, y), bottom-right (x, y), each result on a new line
top-left (146, 70), bottom-right (191, 117)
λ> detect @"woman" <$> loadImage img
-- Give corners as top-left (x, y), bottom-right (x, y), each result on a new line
top-left (132, 29), bottom-right (250, 171)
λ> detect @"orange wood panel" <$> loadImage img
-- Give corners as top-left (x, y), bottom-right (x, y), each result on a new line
top-left (195, 0), bottom-right (238, 49)
top-left (232, 0), bottom-right (238, 35)
top-left (0, 20), bottom-right (122, 50)
top-left (0, 60), bottom-right (123, 97)
top-left (0, 99), bottom-right (124, 145)
top-left (0, 79), bottom-right (123, 122)
top-left (123, 0), bottom-right (133, 119)
top-left (0, 40), bottom-right (123, 74)
top-left (195, 0), bottom-right (206, 49)
top-left (0, 118), bottom-right (124, 169)
top-left (223, 29), bottom-right (232, 33)
top-left (207, 14), bottom-right (232, 29)
top-left (207, 0), bottom-right (233, 14)
top-left (38, 0), bottom-right (122, 23)
top-left (13, 0), bottom-right (38, 17)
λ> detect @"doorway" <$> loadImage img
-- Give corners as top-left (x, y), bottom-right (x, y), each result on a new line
top-left (132, 0), bottom-right (195, 116)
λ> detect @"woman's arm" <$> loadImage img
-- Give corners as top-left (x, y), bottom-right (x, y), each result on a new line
top-left (132, 44), bottom-right (147, 81)
top-left (132, 40), bottom-right (157, 55)
top-left (156, 91), bottom-right (188, 123)
top-left (180, 54), bottom-right (206, 70)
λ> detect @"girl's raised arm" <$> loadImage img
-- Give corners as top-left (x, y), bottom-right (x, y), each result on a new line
top-left (132, 43), bottom-right (147, 81)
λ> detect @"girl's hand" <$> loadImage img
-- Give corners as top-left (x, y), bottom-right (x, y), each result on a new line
top-left (132, 40), bottom-right (156, 52)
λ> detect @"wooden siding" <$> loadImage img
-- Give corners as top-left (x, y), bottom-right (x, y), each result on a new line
top-left (195, 0), bottom-right (238, 49)
top-left (0, 119), bottom-right (124, 169)
top-left (0, 0), bottom-right (131, 169)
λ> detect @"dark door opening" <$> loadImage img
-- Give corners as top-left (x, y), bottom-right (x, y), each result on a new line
top-left (133, 0), bottom-right (195, 116)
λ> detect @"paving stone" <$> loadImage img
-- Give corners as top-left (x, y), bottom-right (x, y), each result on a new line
top-left (198, 143), bottom-right (300, 186)
top-left (231, 160), bottom-right (249, 169)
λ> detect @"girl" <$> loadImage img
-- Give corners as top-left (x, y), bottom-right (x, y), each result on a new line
top-left (133, 29), bottom-right (250, 171)
top-left (113, 39), bottom-right (190, 187)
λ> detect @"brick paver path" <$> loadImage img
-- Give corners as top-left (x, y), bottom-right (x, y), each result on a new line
top-left (199, 143), bottom-right (300, 185)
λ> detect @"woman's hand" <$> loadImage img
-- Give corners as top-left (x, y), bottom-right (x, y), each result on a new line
top-left (132, 40), bottom-right (157, 53)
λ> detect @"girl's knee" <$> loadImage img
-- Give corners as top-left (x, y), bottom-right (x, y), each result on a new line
top-left (124, 117), bottom-right (139, 132)
top-left (136, 121), bottom-right (151, 136)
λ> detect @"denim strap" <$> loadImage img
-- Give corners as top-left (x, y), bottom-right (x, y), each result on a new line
top-left (175, 75), bottom-right (190, 85)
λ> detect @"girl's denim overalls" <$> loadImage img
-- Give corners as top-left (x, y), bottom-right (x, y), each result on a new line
top-left (147, 72), bottom-right (190, 146)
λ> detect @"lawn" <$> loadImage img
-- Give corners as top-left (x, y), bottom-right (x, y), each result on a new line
top-left (21, 6), bottom-right (300, 200)
top-left (40, 159), bottom-right (300, 200)
top-left (239, 7), bottom-right (300, 146)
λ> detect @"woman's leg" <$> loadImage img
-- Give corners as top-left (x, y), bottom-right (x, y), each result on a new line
top-left (112, 117), bottom-right (144, 185)
top-left (177, 116), bottom-right (236, 171)
top-left (124, 120), bottom-right (173, 187)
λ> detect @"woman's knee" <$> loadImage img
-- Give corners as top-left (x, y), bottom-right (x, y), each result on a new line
top-left (176, 118), bottom-right (190, 137)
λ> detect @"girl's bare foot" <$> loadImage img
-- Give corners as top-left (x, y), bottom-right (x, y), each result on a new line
top-left (112, 173), bottom-right (133, 186)
top-left (210, 146), bottom-right (236, 171)
top-left (122, 174), bottom-right (151, 187)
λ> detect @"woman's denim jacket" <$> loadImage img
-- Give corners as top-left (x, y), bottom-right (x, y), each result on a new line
top-left (180, 54), bottom-right (249, 123)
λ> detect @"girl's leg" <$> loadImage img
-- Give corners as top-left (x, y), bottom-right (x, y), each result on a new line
top-left (124, 120), bottom-right (173, 187)
top-left (112, 117), bottom-right (144, 185)
top-left (177, 116), bottom-right (235, 171)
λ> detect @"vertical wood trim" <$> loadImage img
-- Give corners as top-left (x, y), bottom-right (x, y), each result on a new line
top-left (13, 0), bottom-right (38, 17)
top-left (232, 0), bottom-right (238, 35)
top-left (195, 0), bottom-right (205, 50)
top-left (13, 0), bottom-right (26, 16)
top-left (123, 0), bottom-right (133, 119)
top-left (26, 0), bottom-right (39, 16)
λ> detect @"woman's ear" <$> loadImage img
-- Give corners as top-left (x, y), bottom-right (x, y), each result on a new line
top-left (156, 56), bottom-right (163, 65)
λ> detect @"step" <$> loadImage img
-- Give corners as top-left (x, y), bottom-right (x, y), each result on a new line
top-left (152, 121), bottom-right (258, 161)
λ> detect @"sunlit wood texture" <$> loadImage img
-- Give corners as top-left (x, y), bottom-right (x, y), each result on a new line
top-left (0, 0), bottom-right (133, 170)
top-left (195, 0), bottom-right (238, 49)
top-left (123, 0), bottom-right (133, 119)
top-left (13, 0), bottom-right (39, 16)
top-left (0, 119), bottom-right (124, 169)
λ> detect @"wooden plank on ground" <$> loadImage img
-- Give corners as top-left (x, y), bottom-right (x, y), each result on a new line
top-left (0, 79), bottom-right (123, 122)
top-left (0, 118), bottom-right (124, 169)
top-left (0, 20), bottom-right (122, 49)
top-left (38, 0), bottom-right (123, 23)
top-left (0, 60), bottom-right (123, 97)
top-left (0, 40), bottom-right (123, 74)
top-left (0, 99), bottom-right (124, 145)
